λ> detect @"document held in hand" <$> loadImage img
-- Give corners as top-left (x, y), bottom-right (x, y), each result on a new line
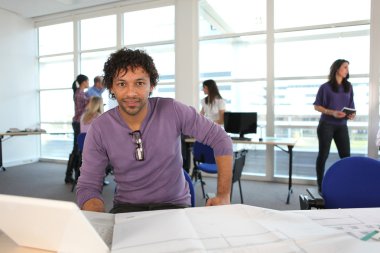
top-left (341, 107), bottom-right (356, 115)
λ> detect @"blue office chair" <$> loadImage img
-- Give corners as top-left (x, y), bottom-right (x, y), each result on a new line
top-left (299, 156), bottom-right (380, 209)
top-left (183, 169), bottom-right (195, 207)
top-left (192, 141), bottom-right (217, 198)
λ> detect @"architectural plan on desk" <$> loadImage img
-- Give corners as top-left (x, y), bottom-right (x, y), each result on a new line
top-left (83, 204), bottom-right (379, 253)
top-left (290, 208), bottom-right (380, 242)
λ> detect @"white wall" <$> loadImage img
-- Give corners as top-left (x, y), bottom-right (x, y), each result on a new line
top-left (0, 9), bottom-right (39, 167)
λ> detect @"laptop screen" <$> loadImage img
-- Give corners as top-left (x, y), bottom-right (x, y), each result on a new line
top-left (0, 194), bottom-right (109, 253)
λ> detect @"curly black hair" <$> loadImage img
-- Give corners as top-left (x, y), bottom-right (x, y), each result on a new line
top-left (103, 48), bottom-right (159, 91)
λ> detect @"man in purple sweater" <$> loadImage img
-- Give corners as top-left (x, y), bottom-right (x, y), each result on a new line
top-left (76, 48), bottom-right (233, 213)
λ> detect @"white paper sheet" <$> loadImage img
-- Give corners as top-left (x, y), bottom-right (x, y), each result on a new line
top-left (291, 208), bottom-right (380, 242)
top-left (104, 205), bottom-right (379, 253)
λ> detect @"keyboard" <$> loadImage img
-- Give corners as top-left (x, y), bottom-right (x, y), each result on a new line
top-left (230, 137), bottom-right (251, 141)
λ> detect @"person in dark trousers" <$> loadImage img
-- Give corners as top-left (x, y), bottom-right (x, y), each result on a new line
top-left (313, 59), bottom-right (356, 194)
top-left (65, 74), bottom-right (89, 184)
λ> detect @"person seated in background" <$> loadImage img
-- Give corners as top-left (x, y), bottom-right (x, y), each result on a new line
top-left (86, 76), bottom-right (105, 98)
top-left (200, 79), bottom-right (226, 125)
top-left (79, 96), bottom-right (111, 185)
top-left (76, 48), bottom-right (233, 213)
top-left (80, 96), bottom-right (104, 133)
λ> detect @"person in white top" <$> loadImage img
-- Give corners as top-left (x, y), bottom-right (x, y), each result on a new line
top-left (200, 79), bottom-right (226, 125)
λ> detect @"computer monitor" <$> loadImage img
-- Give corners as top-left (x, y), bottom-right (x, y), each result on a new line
top-left (224, 112), bottom-right (257, 140)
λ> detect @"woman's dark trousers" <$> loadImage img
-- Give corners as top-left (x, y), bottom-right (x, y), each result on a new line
top-left (315, 121), bottom-right (350, 191)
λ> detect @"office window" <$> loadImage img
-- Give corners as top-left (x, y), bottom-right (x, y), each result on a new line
top-left (274, 0), bottom-right (370, 29)
top-left (274, 25), bottom-right (370, 178)
top-left (81, 15), bottom-right (116, 50)
top-left (274, 26), bottom-right (370, 77)
top-left (39, 55), bottom-right (74, 89)
top-left (40, 89), bottom-right (73, 159)
top-left (38, 22), bottom-right (73, 55)
top-left (199, 1), bottom-right (267, 175)
top-left (39, 22), bottom-right (75, 159)
top-left (200, 36), bottom-right (266, 80)
top-left (81, 50), bottom-right (113, 80)
top-left (40, 90), bottom-right (73, 123)
top-left (124, 6), bottom-right (174, 45)
top-left (199, 0), bottom-right (266, 37)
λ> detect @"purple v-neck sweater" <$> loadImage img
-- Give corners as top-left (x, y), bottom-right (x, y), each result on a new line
top-left (76, 97), bottom-right (232, 208)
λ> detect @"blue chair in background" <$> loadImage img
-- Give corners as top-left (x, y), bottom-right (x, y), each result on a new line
top-left (183, 169), bottom-right (195, 207)
top-left (192, 141), bottom-right (249, 203)
top-left (299, 156), bottom-right (380, 209)
top-left (71, 132), bottom-right (86, 192)
top-left (192, 141), bottom-right (217, 198)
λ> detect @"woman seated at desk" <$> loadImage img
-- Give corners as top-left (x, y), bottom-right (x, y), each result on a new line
top-left (80, 96), bottom-right (104, 133)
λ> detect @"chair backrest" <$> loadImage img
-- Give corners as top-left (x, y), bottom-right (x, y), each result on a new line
top-left (183, 170), bottom-right (195, 207)
top-left (232, 150), bottom-right (248, 183)
top-left (77, 133), bottom-right (87, 152)
top-left (192, 141), bottom-right (215, 164)
top-left (322, 156), bottom-right (380, 209)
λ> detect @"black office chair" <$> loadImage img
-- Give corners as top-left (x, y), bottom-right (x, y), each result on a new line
top-left (231, 150), bottom-right (248, 204)
top-left (299, 156), bottom-right (380, 209)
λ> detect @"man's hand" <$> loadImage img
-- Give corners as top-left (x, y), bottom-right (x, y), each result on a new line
top-left (206, 194), bottom-right (230, 206)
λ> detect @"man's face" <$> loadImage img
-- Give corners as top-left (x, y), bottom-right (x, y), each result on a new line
top-left (111, 66), bottom-right (153, 118)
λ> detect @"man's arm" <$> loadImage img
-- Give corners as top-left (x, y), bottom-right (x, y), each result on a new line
top-left (206, 155), bottom-right (233, 206)
top-left (81, 198), bottom-right (105, 212)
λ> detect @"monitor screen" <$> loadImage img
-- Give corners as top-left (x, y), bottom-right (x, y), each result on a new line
top-left (224, 112), bottom-right (257, 140)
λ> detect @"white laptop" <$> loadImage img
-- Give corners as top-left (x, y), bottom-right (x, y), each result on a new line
top-left (0, 194), bottom-right (109, 253)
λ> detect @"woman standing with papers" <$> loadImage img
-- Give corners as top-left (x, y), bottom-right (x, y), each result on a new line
top-left (313, 59), bottom-right (355, 194)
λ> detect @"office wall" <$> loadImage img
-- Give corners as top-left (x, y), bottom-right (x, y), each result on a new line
top-left (0, 9), bottom-right (40, 167)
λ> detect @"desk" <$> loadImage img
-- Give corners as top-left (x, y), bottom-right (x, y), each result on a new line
top-left (185, 137), bottom-right (298, 204)
top-left (1, 204), bottom-right (379, 252)
top-left (0, 131), bottom-right (45, 171)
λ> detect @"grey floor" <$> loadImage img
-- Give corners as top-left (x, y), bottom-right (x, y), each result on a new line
top-left (0, 161), bottom-right (313, 211)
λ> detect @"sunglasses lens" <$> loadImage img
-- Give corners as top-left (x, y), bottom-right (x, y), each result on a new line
top-left (131, 131), bottom-right (144, 161)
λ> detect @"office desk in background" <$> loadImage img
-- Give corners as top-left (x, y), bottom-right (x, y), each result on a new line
top-left (185, 137), bottom-right (298, 204)
top-left (1, 204), bottom-right (378, 252)
top-left (0, 131), bottom-right (45, 171)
